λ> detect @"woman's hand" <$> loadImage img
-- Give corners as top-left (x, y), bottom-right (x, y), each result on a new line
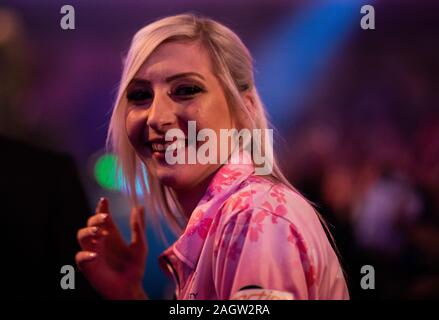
top-left (75, 198), bottom-right (148, 299)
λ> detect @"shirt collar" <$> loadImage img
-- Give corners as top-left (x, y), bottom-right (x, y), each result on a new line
top-left (159, 150), bottom-right (255, 270)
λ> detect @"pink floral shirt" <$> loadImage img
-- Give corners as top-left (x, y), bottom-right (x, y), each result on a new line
top-left (158, 152), bottom-right (349, 300)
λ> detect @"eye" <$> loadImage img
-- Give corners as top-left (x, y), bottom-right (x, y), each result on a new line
top-left (171, 85), bottom-right (205, 100)
top-left (126, 89), bottom-right (153, 105)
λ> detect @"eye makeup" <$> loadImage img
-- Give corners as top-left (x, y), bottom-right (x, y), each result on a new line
top-left (169, 83), bottom-right (206, 101)
top-left (126, 73), bottom-right (207, 105)
top-left (126, 79), bottom-right (153, 106)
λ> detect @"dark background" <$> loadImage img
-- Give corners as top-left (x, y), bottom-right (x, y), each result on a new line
top-left (0, 0), bottom-right (438, 299)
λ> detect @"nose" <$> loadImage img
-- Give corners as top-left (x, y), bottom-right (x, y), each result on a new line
top-left (146, 91), bottom-right (175, 132)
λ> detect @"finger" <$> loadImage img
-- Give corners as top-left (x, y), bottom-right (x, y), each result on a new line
top-left (75, 251), bottom-right (98, 272)
top-left (88, 197), bottom-right (116, 231)
top-left (96, 197), bottom-right (110, 214)
top-left (77, 227), bottom-right (105, 250)
top-left (130, 206), bottom-right (147, 247)
top-left (87, 213), bottom-right (111, 228)
top-left (130, 206), bottom-right (145, 233)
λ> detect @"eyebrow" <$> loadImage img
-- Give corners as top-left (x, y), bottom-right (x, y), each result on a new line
top-left (129, 72), bottom-right (205, 85)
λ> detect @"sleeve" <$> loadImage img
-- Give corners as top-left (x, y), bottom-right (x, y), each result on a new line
top-left (212, 207), bottom-right (317, 300)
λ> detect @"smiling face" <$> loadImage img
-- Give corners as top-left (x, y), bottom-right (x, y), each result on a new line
top-left (125, 40), bottom-right (234, 191)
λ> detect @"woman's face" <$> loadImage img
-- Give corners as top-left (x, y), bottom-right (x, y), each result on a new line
top-left (125, 40), bottom-right (234, 191)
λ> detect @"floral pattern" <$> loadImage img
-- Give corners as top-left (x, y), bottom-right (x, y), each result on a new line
top-left (185, 208), bottom-right (213, 239)
top-left (158, 151), bottom-right (349, 300)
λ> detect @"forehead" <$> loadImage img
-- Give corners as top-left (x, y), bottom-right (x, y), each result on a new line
top-left (135, 40), bottom-right (213, 82)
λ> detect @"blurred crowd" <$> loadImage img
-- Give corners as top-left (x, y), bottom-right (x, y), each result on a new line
top-left (283, 25), bottom-right (439, 299)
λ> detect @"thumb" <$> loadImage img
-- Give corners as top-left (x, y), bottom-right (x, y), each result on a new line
top-left (130, 206), bottom-right (147, 248)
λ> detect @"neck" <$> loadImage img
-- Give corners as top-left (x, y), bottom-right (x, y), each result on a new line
top-left (174, 169), bottom-right (219, 218)
top-left (175, 184), bottom-right (207, 219)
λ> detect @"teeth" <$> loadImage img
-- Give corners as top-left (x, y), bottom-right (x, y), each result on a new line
top-left (150, 140), bottom-right (187, 152)
top-left (151, 143), bottom-right (166, 152)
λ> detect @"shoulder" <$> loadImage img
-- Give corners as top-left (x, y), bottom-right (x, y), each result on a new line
top-left (213, 174), bottom-right (333, 266)
top-left (218, 175), bottom-right (321, 233)
top-left (210, 175), bottom-right (348, 299)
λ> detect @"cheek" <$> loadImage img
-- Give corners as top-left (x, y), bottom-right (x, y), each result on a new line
top-left (125, 108), bottom-right (147, 147)
top-left (185, 94), bottom-right (232, 131)
top-left (207, 91), bottom-right (232, 128)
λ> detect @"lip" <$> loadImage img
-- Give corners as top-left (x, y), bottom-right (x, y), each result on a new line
top-left (145, 138), bottom-right (187, 160)
top-left (151, 150), bottom-right (166, 161)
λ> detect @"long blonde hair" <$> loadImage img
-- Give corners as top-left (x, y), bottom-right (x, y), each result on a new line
top-left (108, 13), bottom-right (314, 241)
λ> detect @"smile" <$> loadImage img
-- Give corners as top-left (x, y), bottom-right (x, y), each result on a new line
top-left (151, 142), bottom-right (172, 152)
top-left (150, 121), bottom-right (274, 175)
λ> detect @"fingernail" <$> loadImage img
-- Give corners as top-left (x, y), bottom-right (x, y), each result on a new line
top-left (96, 197), bottom-right (105, 208)
top-left (91, 227), bottom-right (99, 235)
top-left (99, 213), bottom-right (108, 222)
top-left (88, 252), bottom-right (97, 259)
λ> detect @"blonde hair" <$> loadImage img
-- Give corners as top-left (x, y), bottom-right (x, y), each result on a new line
top-left (108, 13), bottom-right (312, 241)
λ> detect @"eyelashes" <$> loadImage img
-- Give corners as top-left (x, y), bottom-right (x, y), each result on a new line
top-left (172, 85), bottom-right (205, 99)
top-left (126, 89), bottom-right (153, 104)
top-left (126, 85), bottom-right (205, 105)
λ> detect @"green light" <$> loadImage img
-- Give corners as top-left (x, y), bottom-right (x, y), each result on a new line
top-left (94, 153), bottom-right (122, 191)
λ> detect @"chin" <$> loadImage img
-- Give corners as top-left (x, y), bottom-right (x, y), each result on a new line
top-left (154, 166), bottom-right (176, 185)
top-left (154, 165), bottom-right (188, 190)
top-left (157, 164), bottom-right (211, 191)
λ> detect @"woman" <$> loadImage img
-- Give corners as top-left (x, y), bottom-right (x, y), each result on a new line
top-left (75, 14), bottom-right (349, 300)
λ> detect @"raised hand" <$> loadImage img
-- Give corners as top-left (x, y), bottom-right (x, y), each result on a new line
top-left (75, 198), bottom-right (148, 299)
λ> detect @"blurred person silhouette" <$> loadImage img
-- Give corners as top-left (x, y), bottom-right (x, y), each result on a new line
top-left (405, 115), bottom-right (439, 299)
top-left (352, 166), bottom-right (424, 298)
top-left (0, 8), bottom-right (99, 299)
